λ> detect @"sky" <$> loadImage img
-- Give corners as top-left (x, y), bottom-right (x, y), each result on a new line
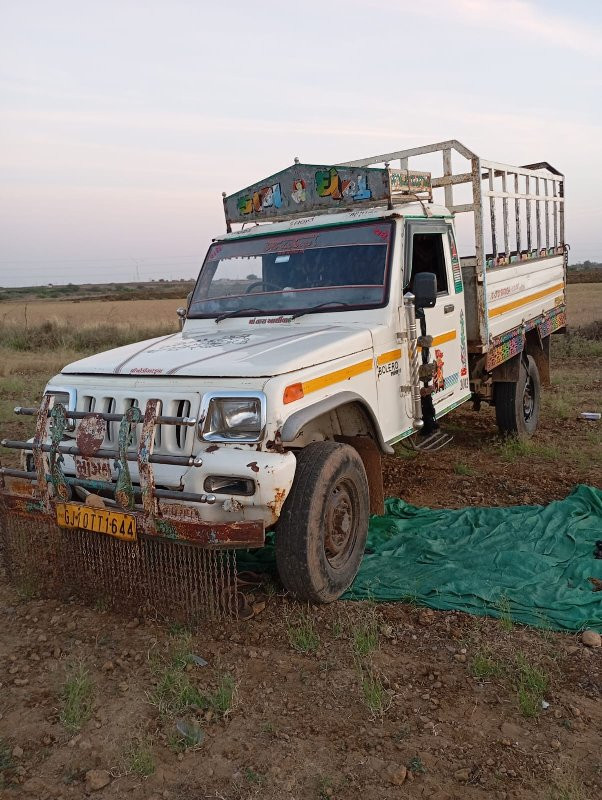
top-left (1, 0), bottom-right (601, 287)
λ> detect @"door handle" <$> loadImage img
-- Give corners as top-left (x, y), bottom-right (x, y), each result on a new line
top-left (444, 303), bottom-right (455, 314)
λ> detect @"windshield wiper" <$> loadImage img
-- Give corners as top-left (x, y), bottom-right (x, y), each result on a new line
top-left (214, 307), bottom-right (265, 323)
top-left (290, 301), bottom-right (353, 320)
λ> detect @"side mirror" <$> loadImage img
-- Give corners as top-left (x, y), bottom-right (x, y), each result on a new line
top-left (176, 306), bottom-right (187, 330)
top-left (413, 272), bottom-right (437, 310)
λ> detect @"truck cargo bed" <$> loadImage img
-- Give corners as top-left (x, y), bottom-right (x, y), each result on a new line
top-left (343, 140), bottom-right (566, 356)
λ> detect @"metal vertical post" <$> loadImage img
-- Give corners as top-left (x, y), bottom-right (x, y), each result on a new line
top-left (514, 172), bottom-right (521, 254)
top-left (404, 295), bottom-right (423, 431)
top-left (535, 177), bottom-right (542, 252)
top-left (525, 175), bottom-right (532, 252)
top-left (472, 155), bottom-right (488, 345)
top-left (488, 168), bottom-right (497, 259)
top-left (552, 179), bottom-right (558, 248)
top-left (544, 178), bottom-right (550, 250)
top-left (501, 171), bottom-right (509, 257)
top-left (443, 147), bottom-right (453, 211)
top-left (559, 176), bottom-right (565, 245)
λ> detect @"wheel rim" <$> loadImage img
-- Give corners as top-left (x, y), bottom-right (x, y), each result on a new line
top-left (323, 478), bottom-right (360, 570)
top-left (523, 372), bottom-right (535, 421)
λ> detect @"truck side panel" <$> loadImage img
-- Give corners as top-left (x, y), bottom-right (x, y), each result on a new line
top-left (486, 254), bottom-right (565, 340)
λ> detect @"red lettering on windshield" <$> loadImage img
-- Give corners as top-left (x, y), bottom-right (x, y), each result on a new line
top-left (373, 227), bottom-right (390, 241)
top-left (264, 235), bottom-right (319, 254)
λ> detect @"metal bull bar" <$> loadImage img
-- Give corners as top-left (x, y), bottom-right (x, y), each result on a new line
top-left (0, 398), bottom-right (265, 620)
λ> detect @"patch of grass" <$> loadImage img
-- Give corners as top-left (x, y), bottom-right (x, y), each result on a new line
top-left (352, 616), bottom-right (380, 659)
top-left (548, 781), bottom-right (588, 800)
top-left (360, 667), bottom-right (391, 717)
top-left (260, 721), bottom-right (275, 735)
top-left (470, 650), bottom-right (504, 679)
top-left (167, 730), bottom-right (189, 754)
top-left (393, 442), bottom-right (418, 460)
top-left (151, 666), bottom-right (204, 718)
top-left (205, 673), bottom-right (236, 717)
top-left (553, 332), bottom-right (602, 359)
top-left (127, 739), bottom-right (155, 777)
top-left (495, 437), bottom-right (562, 463)
top-left (287, 612), bottom-right (320, 653)
top-left (496, 595), bottom-right (514, 632)
top-left (15, 575), bottom-right (39, 600)
top-left (60, 662), bottom-right (94, 732)
top-left (408, 756), bottom-right (426, 774)
top-left (544, 393), bottom-right (573, 421)
top-left (0, 319), bottom-right (176, 354)
top-left (516, 653), bottom-right (549, 718)
top-left (317, 774), bottom-right (334, 799)
top-left (244, 767), bottom-right (265, 785)
top-left (168, 632), bottom-right (198, 669)
top-left (453, 461), bottom-right (475, 476)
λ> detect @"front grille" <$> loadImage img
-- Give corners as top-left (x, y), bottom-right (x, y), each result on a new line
top-left (72, 391), bottom-right (199, 455)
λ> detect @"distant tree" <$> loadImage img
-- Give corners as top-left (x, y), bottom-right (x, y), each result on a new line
top-left (246, 273), bottom-right (258, 280)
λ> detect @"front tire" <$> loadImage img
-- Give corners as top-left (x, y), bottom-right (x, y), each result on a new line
top-left (495, 354), bottom-right (541, 438)
top-left (275, 441), bottom-right (369, 603)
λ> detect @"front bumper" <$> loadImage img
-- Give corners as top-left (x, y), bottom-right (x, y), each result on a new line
top-left (0, 397), bottom-right (296, 548)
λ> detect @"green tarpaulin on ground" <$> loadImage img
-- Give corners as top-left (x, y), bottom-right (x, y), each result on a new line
top-left (241, 485), bottom-right (602, 632)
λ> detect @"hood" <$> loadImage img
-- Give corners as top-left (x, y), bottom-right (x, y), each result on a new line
top-left (61, 323), bottom-right (373, 378)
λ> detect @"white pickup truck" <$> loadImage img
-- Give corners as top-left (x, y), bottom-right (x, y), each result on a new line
top-left (0, 140), bottom-right (566, 607)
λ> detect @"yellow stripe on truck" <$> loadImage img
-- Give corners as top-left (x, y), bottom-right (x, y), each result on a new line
top-left (376, 348), bottom-right (402, 366)
top-left (488, 282), bottom-right (564, 318)
top-left (417, 330), bottom-right (457, 352)
top-left (302, 358), bottom-right (374, 395)
top-left (431, 330), bottom-right (456, 346)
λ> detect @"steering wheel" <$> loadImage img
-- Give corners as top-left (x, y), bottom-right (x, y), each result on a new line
top-left (245, 281), bottom-right (282, 294)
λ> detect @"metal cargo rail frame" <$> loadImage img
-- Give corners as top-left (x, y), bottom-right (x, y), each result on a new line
top-left (340, 139), bottom-right (565, 352)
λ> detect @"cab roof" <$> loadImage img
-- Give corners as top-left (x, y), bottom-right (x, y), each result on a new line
top-left (215, 203), bottom-right (452, 242)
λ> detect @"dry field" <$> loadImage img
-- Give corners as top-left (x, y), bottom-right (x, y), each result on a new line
top-left (0, 280), bottom-right (598, 328)
top-left (0, 285), bottom-right (600, 800)
top-left (0, 297), bottom-right (184, 328)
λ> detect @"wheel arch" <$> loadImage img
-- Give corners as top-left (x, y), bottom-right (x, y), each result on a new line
top-left (279, 392), bottom-right (389, 516)
top-left (279, 391), bottom-right (393, 456)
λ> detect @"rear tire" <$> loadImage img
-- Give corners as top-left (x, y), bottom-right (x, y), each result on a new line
top-left (275, 441), bottom-right (369, 603)
top-left (495, 354), bottom-right (541, 438)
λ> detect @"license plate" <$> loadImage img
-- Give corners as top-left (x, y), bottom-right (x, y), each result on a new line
top-left (56, 502), bottom-right (137, 542)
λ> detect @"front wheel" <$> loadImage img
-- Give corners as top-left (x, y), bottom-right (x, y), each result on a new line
top-left (495, 354), bottom-right (541, 438)
top-left (275, 441), bottom-right (369, 603)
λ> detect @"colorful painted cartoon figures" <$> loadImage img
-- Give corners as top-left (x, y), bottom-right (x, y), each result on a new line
top-left (433, 348), bottom-right (445, 392)
top-left (237, 183), bottom-right (283, 215)
top-left (315, 168), bottom-right (372, 201)
top-left (291, 180), bottom-right (306, 204)
top-left (236, 167), bottom-right (372, 215)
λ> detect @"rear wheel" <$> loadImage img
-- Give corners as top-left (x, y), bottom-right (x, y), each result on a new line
top-left (495, 354), bottom-right (541, 438)
top-left (275, 441), bottom-right (369, 603)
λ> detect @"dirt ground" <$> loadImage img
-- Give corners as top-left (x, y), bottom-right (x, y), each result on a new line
top-left (0, 295), bottom-right (601, 799)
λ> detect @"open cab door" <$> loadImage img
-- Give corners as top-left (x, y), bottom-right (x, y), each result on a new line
top-left (404, 219), bottom-right (471, 430)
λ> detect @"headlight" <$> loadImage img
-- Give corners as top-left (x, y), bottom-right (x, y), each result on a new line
top-left (199, 392), bottom-right (266, 443)
top-left (44, 386), bottom-right (77, 431)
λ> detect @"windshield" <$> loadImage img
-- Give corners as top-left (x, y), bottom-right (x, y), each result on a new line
top-left (188, 221), bottom-right (393, 319)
